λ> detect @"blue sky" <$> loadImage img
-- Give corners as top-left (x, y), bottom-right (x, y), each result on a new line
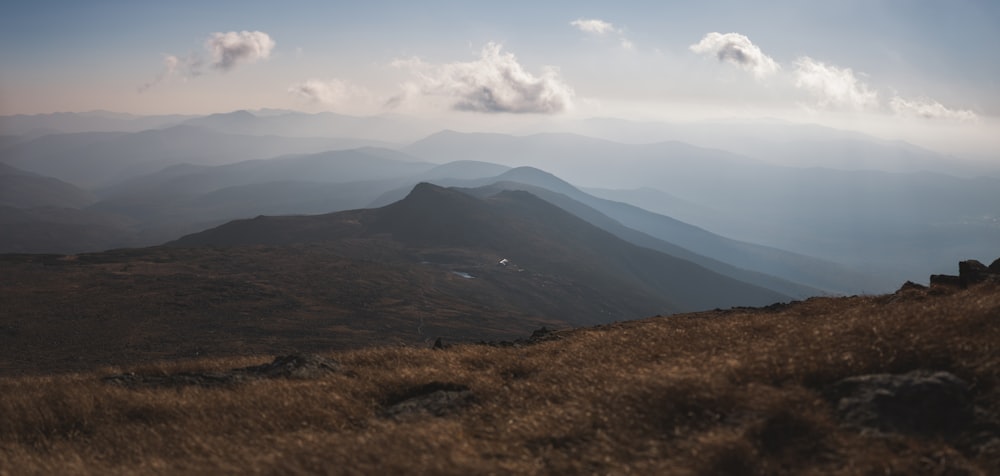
top-left (1, 0), bottom-right (998, 154)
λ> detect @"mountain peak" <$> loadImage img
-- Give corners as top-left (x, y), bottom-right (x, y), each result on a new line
top-left (399, 182), bottom-right (469, 203)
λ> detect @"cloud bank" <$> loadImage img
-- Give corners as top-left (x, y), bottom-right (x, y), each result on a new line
top-left (392, 43), bottom-right (574, 114)
top-left (687, 30), bottom-right (975, 120)
top-left (793, 57), bottom-right (879, 111)
top-left (690, 32), bottom-right (779, 79)
top-left (890, 95), bottom-right (978, 121)
top-left (288, 78), bottom-right (367, 106)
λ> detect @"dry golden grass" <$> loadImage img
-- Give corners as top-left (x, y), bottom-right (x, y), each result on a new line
top-left (1, 284), bottom-right (998, 475)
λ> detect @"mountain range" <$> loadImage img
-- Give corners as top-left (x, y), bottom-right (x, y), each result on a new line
top-left (2, 109), bottom-right (997, 295)
top-left (1, 181), bottom-right (799, 374)
top-left (173, 182), bottom-right (790, 314)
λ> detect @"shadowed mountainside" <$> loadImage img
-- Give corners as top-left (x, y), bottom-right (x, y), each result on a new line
top-left (0, 184), bottom-right (791, 375)
top-left (462, 181), bottom-right (825, 299)
top-left (404, 131), bottom-right (1000, 287)
top-left (370, 167), bottom-right (871, 294)
top-left (173, 183), bottom-right (788, 314)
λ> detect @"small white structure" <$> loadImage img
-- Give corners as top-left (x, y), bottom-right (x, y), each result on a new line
top-left (498, 258), bottom-right (509, 266)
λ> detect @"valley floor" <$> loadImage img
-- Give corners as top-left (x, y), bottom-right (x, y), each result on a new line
top-left (1, 284), bottom-right (998, 475)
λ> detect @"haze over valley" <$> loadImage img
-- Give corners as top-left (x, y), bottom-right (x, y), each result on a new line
top-left (3, 108), bottom-right (997, 291)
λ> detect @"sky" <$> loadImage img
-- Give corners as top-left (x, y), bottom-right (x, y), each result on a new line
top-left (1, 0), bottom-right (998, 156)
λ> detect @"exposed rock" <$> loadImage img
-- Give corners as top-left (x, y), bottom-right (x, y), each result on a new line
top-left (896, 281), bottom-right (928, 293)
top-left (237, 354), bottom-right (341, 379)
top-left (104, 354), bottom-right (340, 388)
top-left (959, 260), bottom-right (991, 286)
top-left (479, 326), bottom-right (568, 347)
top-left (931, 258), bottom-right (1000, 288)
top-left (829, 370), bottom-right (974, 436)
top-left (103, 371), bottom-right (246, 388)
top-left (382, 382), bottom-right (474, 419)
top-left (930, 274), bottom-right (962, 288)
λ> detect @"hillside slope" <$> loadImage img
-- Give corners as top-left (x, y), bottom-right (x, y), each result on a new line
top-left (0, 282), bottom-right (996, 474)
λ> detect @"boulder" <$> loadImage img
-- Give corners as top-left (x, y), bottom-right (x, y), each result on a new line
top-left (930, 274), bottom-right (962, 287)
top-left (830, 370), bottom-right (974, 436)
top-left (959, 260), bottom-right (991, 286)
top-left (895, 281), bottom-right (927, 293)
top-left (104, 354), bottom-right (341, 388)
top-left (382, 382), bottom-right (474, 419)
top-left (238, 354), bottom-right (341, 379)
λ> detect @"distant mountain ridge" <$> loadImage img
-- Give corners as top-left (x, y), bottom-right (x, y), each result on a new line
top-left (368, 166), bottom-right (870, 295)
top-left (0, 162), bottom-right (96, 209)
top-left (402, 129), bottom-right (1000, 288)
top-left (173, 183), bottom-right (790, 320)
top-left (0, 125), bottom-right (390, 188)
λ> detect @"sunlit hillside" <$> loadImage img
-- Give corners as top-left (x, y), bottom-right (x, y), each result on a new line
top-left (2, 282), bottom-right (997, 474)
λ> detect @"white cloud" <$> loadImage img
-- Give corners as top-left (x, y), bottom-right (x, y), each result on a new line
top-left (391, 42), bottom-right (574, 114)
top-left (288, 78), bottom-right (367, 106)
top-left (890, 95), bottom-right (978, 122)
top-left (690, 32), bottom-right (779, 79)
top-left (137, 54), bottom-right (203, 93)
top-left (571, 19), bottom-right (616, 35)
top-left (206, 30), bottom-right (275, 71)
top-left (140, 30), bottom-right (274, 92)
top-left (793, 57), bottom-right (879, 111)
top-left (571, 18), bottom-right (634, 50)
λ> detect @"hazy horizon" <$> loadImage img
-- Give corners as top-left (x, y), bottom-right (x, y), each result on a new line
top-left (2, 1), bottom-right (998, 159)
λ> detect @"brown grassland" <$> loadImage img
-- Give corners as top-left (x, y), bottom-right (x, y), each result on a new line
top-left (1, 283), bottom-right (998, 475)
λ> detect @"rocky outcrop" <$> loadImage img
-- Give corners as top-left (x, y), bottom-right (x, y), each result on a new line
top-left (478, 326), bottom-right (568, 348)
top-left (381, 382), bottom-right (474, 419)
top-left (930, 258), bottom-right (1000, 288)
top-left (238, 354), bottom-right (341, 379)
top-left (103, 354), bottom-right (341, 388)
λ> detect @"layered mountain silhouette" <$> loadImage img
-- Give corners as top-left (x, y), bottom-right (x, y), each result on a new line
top-left (0, 125), bottom-right (385, 188)
top-left (4, 115), bottom-right (996, 293)
top-left (178, 109), bottom-right (435, 142)
top-left (173, 183), bottom-right (790, 321)
top-left (369, 166), bottom-right (871, 295)
top-left (0, 162), bottom-right (96, 209)
top-left (404, 130), bottom-right (1000, 287)
top-left (0, 163), bottom-right (138, 253)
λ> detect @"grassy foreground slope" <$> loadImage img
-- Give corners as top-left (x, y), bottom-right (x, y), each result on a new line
top-left (1, 283), bottom-right (997, 475)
